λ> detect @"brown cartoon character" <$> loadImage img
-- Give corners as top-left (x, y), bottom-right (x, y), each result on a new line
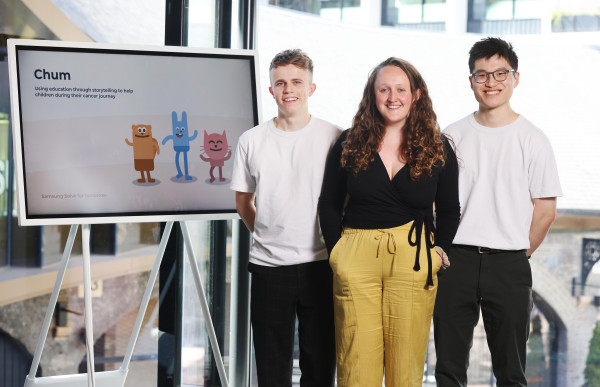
top-left (125, 124), bottom-right (160, 183)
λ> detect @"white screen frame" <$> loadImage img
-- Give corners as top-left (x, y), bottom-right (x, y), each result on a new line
top-left (8, 39), bottom-right (261, 226)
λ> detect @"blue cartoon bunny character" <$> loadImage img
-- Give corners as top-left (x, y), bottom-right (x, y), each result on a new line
top-left (162, 111), bottom-right (198, 180)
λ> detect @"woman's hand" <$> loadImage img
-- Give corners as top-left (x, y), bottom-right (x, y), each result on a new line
top-left (435, 246), bottom-right (450, 269)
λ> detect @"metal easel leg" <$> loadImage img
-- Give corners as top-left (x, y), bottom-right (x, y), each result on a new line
top-left (23, 222), bottom-right (172, 387)
top-left (24, 225), bottom-right (79, 385)
top-left (81, 224), bottom-right (96, 387)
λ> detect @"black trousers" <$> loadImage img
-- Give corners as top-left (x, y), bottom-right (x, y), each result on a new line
top-left (249, 260), bottom-right (336, 387)
top-left (433, 245), bottom-right (533, 387)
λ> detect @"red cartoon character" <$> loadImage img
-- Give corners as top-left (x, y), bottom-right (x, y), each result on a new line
top-left (200, 130), bottom-right (232, 183)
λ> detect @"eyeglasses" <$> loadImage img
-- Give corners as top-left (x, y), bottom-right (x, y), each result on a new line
top-left (470, 69), bottom-right (516, 84)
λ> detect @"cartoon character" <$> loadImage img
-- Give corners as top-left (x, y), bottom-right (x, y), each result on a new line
top-left (125, 124), bottom-right (160, 183)
top-left (162, 111), bottom-right (198, 180)
top-left (199, 130), bottom-right (232, 183)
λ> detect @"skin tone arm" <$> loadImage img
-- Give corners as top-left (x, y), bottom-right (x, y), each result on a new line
top-left (527, 197), bottom-right (557, 257)
top-left (435, 246), bottom-right (450, 269)
top-left (235, 191), bottom-right (256, 233)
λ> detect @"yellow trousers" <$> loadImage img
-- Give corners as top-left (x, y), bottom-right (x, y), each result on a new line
top-left (329, 224), bottom-right (440, 387)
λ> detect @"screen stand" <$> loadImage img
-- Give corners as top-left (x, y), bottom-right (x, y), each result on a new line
top-left (23, 221), bottom-right (229, 387)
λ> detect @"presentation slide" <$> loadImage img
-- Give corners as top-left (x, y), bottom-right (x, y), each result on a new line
top-left (8, 40), bottom-right (260, 225)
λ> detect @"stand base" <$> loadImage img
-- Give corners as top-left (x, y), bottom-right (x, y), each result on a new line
top-left (24, 369), bottom-right (127, 387)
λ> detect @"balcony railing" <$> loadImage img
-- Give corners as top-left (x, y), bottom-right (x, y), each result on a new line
top-left (468, 18), bottom-right (541, 34)
top-left (390, 22), bottom-right (446, 32)
top-left (553, 15), bottom-right (600, 32)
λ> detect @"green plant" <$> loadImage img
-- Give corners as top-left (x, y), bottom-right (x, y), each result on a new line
top-left (584, 321), bottom-right (600, 387)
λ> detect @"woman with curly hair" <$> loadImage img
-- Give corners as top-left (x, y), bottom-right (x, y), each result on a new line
top-left (318, 57), bottom-right (460, 386)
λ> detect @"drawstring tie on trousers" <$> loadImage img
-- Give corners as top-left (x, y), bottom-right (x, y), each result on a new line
top-left (408, 211), bottom-right (436, 287)
top-left (374, 231), bottom-right (398, 270)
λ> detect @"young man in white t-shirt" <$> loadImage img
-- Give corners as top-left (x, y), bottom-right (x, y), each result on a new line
top-left (434, 37), bottom-right (562, 386)
top-left (230, 49), bottom-right (340, 386)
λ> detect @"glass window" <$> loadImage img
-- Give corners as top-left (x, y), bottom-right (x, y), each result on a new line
top-left (397, 0), bottom-right (425, 24)
top-left (423, 0), bottom-right (446, 22)
top-left (514, 0), bottom-right (541, 19)
top-left (188, 0), bottom-right (217, 48)
top-left (51, 0), bottom-right (165, 44)
top-left (485, 0), bottom-right (514, 20)
top-left (320, 0), bottom-right (362, 23)
top-left (268, 0), bottom-right (320, 14)
top-left (1, 0), bottom-right (60, 269)
top-left (468, 0), bottom-right (542, 33)
top-left (388, 0), bottom-right (446, 25)
top-left (0, 1), bottom-right (167, 386)
top-left (180, 220), bottom-right (232, 385)
top-left (267, 0), bottom-right (362, 23)
top-left (470, 0), bottom-right (487, 21)
top-left (471, 0), bottom-right (542, 21)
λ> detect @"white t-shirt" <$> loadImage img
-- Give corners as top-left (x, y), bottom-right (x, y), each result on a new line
top-left (444, 114), bottom-right (562, 250)
top-left (230, 116), bottom-right (342, 266)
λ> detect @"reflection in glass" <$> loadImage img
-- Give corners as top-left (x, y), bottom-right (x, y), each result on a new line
top-left (0, 1), bottom-right (168, 386)
top-left (188, 0), bottom-right (217, 48)
top-left (180, 220), bottom-right (232, 386)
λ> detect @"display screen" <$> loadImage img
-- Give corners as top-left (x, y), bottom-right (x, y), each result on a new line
top-left (8, 39), bottom-right (260, 225)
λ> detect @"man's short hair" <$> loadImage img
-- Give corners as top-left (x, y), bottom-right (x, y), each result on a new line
top-left (269, 49), bottom-right (313, 74)
top-left (468, 37), bottom-right (518, 73)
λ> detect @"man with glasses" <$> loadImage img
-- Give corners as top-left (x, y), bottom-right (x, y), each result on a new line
top-left (433, 37), bottom-right (562, 386)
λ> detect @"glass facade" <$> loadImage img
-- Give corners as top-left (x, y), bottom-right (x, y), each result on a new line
top-left (1, 0), bottom-right (250, 385)
top-left (382, 0), bottom-right (447, 31)
top-left (468, 0), bottom-right (542, 34)
top-left (269, 0), bottom-right (361, 23)
top-left (551, 0), bottom-right (600, 32)
top-left (188, 0), bottom-right (217, 48)
top-left (394, 0), bottom-right (446, 23)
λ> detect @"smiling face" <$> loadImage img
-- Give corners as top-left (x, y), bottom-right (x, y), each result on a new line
top-left (374, 65), bottom-right (417, 130)
top-left (133, 125), bottom-right (151, 138)
top-left (204, 131), bottom-right (229, 159)
top-left (470, 54), bottom-right (519, 113)
top-left (269, 64), bottom-right (315, 119)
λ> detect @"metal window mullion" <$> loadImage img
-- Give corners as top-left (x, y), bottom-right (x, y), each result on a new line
top-left (7, 115), bottom-right (14, 266)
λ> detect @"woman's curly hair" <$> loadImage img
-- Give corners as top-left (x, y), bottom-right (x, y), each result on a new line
top-left (341, 57), bottom-right (445, 180)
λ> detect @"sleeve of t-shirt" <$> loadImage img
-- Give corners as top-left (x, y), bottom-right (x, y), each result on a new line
top-left (434, 136), bottom-right (461, 253)
top-left (229, 133), bottom-right (256, 193)
top-left (528, 132), bottom-right (563, 199)
top-left (318, 130), bottom-right (348, 255)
